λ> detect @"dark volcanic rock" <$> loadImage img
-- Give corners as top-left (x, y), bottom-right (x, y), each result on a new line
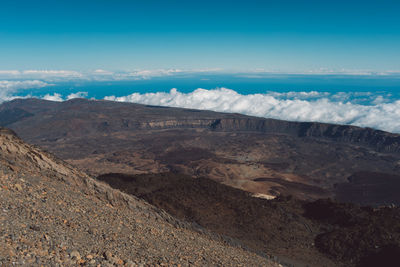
top-left (303, 199), bottom-right (400, 266)
top-left (334, 172), bottom-right (400, 206)
top-left (98, 172), bottom-right (400, 267)
top-left (97, 172), bottom-right (337, 267)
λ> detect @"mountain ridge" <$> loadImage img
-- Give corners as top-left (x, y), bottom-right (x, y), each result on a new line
top-left (2, 98), bottom-right (399, 153)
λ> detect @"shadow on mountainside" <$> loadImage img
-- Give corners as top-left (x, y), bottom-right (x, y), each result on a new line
top-left (97, 172), bottom-right (400, 267)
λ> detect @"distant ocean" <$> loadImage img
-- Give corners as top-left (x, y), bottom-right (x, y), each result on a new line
top-left (21, 75), bottom-right (400, 100)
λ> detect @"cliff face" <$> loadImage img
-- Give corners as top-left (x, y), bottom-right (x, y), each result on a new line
top-left (123, 116), bottom-right (400, 153)
top-left (209, 118), bottom-right (400, 153)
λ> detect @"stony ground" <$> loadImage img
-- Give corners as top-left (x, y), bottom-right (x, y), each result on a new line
top-left (0, 128), bottom-right (282, 267)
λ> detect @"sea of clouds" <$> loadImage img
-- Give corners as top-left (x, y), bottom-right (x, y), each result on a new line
top-left (103, 88), bottom-right (400, 133)
top-left (21, 86), bottom-right (400, 134)
top-left (1, 76), bottom-right (400, 133)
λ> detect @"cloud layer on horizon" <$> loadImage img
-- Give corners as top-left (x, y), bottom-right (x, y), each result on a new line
top-left (0, 69), bottom-right (215, 81)
top-left (2, 68), bottom-right (400, 82)
top-left (104, 88), bottom-right (400, 133)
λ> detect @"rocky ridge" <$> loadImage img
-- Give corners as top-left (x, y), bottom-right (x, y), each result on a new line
top-left (2, 98), bottom-right (400, 153)
top-left (0, 128), bottom-right (281, 266)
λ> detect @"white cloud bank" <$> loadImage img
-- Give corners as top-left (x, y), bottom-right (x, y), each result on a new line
top-left (42, 91), bottom-right (88, 102)
top-left (0, 79), bottom-right (86, 103)
top-left (0, 80), bottom-right (51, 102)
top-left (42, 93), bottom-right (63, 102)
top-left (66, 91), bottom-right (88, 100)
top-left (104, 88), bottom-right (400, 133)
top-left (0, 80), bottom-right (49, 91)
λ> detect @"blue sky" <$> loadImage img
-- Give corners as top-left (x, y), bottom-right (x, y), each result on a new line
top-left (1, 0), bottom-right (400, 72)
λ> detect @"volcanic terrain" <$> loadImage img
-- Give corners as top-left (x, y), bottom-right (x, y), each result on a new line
top-left (1, 98), bottom-right (400, 206)
top-left (0, 127), bottom-right (282, 266)
top-left (1, 98), bottom-right (400, 266)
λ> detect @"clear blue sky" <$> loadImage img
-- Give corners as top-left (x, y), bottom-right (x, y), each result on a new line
top-left (0, 0), bottom-right (399, 72)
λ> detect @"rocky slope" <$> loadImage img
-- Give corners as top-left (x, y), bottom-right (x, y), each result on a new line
top-left (1, 98), bottom-right (399, 205)
top-left (0, 128), bottom-right (281, 266)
